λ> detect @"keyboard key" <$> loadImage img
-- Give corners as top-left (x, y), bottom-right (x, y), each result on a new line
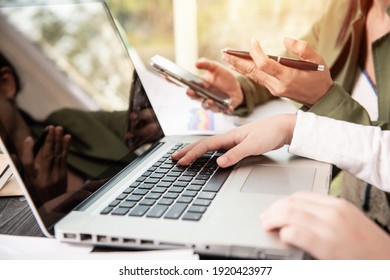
top-left (146, 205), bottom-right (169, 218)
top-left (132, 189), bottom-right (149, 196)
top-left (183, 171), bottom-right (197, 176)
top-left (109, 200), bottom-right (121, 207)
top-left (112, 207), bottom-right (130, 216)
top-left (157, 181), bottom-right (172, 188)
top-left (100, 207), bottom-right (113, 215)
top-left (146, 193), bottom-right (162, 200)
top-left (164, 203), bottom-right (188, 219)
top-left (157, 198), bottom-right (174, 205)
top-left (116, 193), bottom-right (127, 200)
top-left (171, 166), bottom-right (186, 172)
top-left (167, 171), bottom-right (181, 177)
top-left (193, 199), bottom-right (211, 207)
top-left (198, 191), bottom-right (216, 200)
top-left (172, 143), bottom-right (184, 149)
top-left (150, 173), bottom-right (164, 179)
top-left (119, 201), bottom-right (136, 208)
top-left (161, 163), bottom-right (174, 169)
top-left (202, 167), bottom-right (232, 192)
top-left (123, 187), bottom-right (135, 194)
top-left (191, 179), bottom-right (207, 185)
top-left (170, 186), bottom-right (185, 193)
top-left (196, 174), bottom-right (211, 180)
top-left (139, 199), bottom-right (156, 206)
top-left (200, 170), bottom-right (214, 176)
top-left (186, 185), bottom-right (202, 191)
top-left (187, 167), bottom-right (201, 172)
top-left (130, 181), bottom-right (140, 188)
top-left (164, 158), bottom-right (176, 164)
top-left (136, 176), bottom-right (147, 182)
top-left (173, 181), bottom-right (188, 187)
top-left (126, 194), bottom-right (143, 201)
top-left (182, 190), bottom-right (198, 197)
top-left (151, 187), bottom-right (167, 193)
top-left (188, 205), bottom-right (207, 213)
top-left (132, 189), bottom-right (149, 195)
top-left (138, 183), bottom-right (154, 190)
top-left (145, 178), bottom-right (160, 184)
top-left (163, 192), bottom-right (179, 199)
top-left (161, 176), bottom-right (176, 182)
top-left (177, 196), bottom-right (193, 204)
top-left (182, 212), bottom-right (202, 221)
top-left (178, 176), bottom-right (193, 182)
top-left (129, 205), bottom-right (150, 217)
top-left (155, 168), bottom-right (169, 174)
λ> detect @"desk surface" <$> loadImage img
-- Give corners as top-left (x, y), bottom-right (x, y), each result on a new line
top-left (0, 196), bottom-right (44, 237)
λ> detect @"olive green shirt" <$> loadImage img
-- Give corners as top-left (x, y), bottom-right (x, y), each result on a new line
top-left (237, 0), bottom-right (390, 130)
top-left (45, 109), bottom-right (135, 179)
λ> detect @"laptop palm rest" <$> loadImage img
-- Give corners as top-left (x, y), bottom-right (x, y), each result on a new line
top-left (240, 165), bottom-right (316, 195)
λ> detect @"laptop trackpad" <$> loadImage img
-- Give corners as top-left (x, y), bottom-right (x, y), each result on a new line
top-left (240, 165), bottom-right (316, 195)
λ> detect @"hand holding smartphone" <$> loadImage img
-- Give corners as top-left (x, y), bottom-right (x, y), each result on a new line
top-left (149, 55), bottom-right (232, 111)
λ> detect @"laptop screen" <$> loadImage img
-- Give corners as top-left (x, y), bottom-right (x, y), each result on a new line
top-left (0, 0), bottom-right (159, 234)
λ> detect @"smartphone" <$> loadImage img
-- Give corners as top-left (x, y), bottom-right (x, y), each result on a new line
top-left (149, 55), bottom-right (232, 111)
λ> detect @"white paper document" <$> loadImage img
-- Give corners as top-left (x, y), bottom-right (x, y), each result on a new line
top-left (0, 234), bottom-right (198, 260)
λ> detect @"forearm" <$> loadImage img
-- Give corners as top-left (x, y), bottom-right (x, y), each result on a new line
top-left (289, 111), bottom-right (390, 192)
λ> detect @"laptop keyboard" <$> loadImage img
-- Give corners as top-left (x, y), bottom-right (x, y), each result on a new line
top-left (100, 143), bottom-right (232, 221)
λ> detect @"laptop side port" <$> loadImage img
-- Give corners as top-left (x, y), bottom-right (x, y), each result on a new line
top-left (140, 239), bottom-right (154, 245)
top-left (80, 233), bottom-right (92, 241)
top-left (63, 233), bottom-right (77, 240)
top-left (97, 235), bottom-right (108, 243)
top-left (123, 238), bottom-right (136, 244)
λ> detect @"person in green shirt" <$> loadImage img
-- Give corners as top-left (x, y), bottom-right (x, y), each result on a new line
top-left (187, 0), bottom-right (390, 231)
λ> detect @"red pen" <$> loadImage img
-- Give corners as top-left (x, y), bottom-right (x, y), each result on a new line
top-left (222, 49), bottom-right (325, 71)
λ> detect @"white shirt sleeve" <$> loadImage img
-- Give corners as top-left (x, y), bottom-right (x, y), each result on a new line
top-left (289, 110), bottom-right (390, 192)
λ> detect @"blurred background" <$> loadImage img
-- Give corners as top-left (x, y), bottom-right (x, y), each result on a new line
top-left (106, 0), bottom-right (328, 71)
top-left (0, 0), bottom-right (328, 114)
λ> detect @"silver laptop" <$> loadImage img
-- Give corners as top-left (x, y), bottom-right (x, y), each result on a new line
top-left (0, 0), bottom-right (330, 259)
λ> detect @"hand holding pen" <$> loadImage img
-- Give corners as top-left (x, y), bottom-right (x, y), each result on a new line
top-left (221, 38), bottom-right (333, 107)
top-left (222, 50), bottom-right (325, 71)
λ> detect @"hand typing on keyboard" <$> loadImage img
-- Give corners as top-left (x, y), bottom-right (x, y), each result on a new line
top-left (171, 114), bottom-right (296, 168)
top-left (100, 143), bottom-right (232, 221)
